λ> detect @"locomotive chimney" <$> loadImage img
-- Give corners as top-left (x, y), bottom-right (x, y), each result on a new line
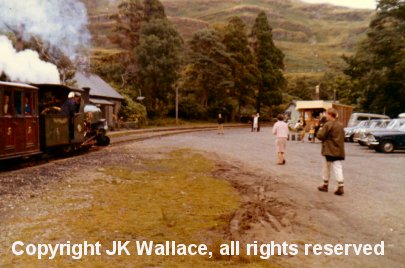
top-left (82, 87), bottom-right (90, 104)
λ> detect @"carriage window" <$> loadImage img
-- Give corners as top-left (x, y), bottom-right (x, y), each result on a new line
top-left (14, 91), bottom-right (22, 115)
top-left (3, 91), bottom-right (12, 115)
top-left (24, 93), bottom-right (32, 115)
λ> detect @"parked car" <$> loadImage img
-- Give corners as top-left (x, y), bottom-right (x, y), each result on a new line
top-left (368, 123), bottom-right (405, 153)
top-left (364, 118), bottom-right (405, 137)
top-left (347, 113), bottom-right (390, 128)
top-left (345, 120), bottom-right (371, 142)
top-left (355, 119), bottom-right (391, 145)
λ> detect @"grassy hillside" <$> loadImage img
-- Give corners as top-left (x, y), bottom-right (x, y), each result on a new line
top-left (83, 0), bottom-right (374, 74)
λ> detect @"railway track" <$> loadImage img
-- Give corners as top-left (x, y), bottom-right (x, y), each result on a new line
top-left (0, 124), bottom-right (247, 172)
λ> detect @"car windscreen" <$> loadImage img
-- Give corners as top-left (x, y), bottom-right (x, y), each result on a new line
top-left (387, 120), bottom-right (397, 130)
top-left (398, 121), bottom-right (405, 131)
top-left (357, 121), bottom-right (368, 127)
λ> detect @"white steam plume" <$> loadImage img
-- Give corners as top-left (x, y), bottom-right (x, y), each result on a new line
top-left (0, 35), bottom-right (60, 84)
top-left (0, 0), bottom-right (90, 60)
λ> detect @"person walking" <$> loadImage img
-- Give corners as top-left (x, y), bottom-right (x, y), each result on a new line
top-left (217, 113), bottom-right (225, 135)
top-left (316, 108), bottom-right (345, 195)
top-left (294, 119), bottom-right (306, 142)
top-left (273, 114), bottom-right (289, 165)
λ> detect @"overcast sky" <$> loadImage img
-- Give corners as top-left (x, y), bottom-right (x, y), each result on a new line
top-left (302, 0), bottom-right (377, 9)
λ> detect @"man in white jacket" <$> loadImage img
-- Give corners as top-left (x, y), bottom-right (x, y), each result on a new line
top-left (272, 114), bottom-right (289, 165)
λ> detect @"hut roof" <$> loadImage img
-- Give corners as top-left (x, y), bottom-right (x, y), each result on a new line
top-left (74, 72), bottom-right (123, 100)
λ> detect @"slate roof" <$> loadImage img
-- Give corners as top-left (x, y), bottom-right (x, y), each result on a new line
top-left (90, 98), bottom-right (114, 106)
top-left (74, 72), bottom-right (124, 100)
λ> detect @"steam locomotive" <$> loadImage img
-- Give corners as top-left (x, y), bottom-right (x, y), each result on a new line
top-left (0, 81), bottom-right (110, 161)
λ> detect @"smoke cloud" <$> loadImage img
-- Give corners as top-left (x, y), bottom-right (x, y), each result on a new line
top-left (0, 0), bottom-right (90, 60)
top-left (0, 35), bottom-right (60, 84)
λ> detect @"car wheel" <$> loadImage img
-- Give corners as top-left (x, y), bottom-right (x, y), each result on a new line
top-left (380, 141), bottom-right (395, 153)
top-left (349, 134), bottom-right (354, 142)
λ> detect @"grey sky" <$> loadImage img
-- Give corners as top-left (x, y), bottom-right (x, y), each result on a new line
top-left (302, 0), bottom-right (377, 9)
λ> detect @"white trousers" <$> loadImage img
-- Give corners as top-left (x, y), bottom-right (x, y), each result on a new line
top-left (322, 159), bottom-right (344, 185)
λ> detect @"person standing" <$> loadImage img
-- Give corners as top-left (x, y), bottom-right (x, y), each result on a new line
top-left (252, 113), bottom-right (260, 132)
top-left (217, 113), bottom-right (224, 135)
top-left (316, 108), bottom-right (345, 195)
top-left (273, 114), bottom-right (289, 165)
top-left (251, 114), bottom-right (255, 132)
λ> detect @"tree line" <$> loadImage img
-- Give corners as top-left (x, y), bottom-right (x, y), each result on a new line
top-left (3, 0), bottom-right (402, 120)
top-left (93, 0), bottom-right (286, 121)
top-left (343, 0), bottom-right (405, 117)
top-left (278, 0), bottom-right (405, 118)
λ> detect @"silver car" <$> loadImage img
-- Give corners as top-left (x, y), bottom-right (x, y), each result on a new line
top-left (345, 120), bottom-right (371, 142)
top-left (363, 119), bottom-right (405, 147)
top-left (354, 119), bottom-right (391, 145)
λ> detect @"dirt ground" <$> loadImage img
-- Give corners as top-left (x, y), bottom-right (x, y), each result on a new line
top-left (0, 127), bottom-right (404, 267)
top-left (140, 127), bottom-right (405, 267)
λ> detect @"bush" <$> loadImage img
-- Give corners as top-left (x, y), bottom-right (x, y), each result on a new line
top-left (178, 97), bottom-right (207, 120)
top-left (118, 94), bottom-right (147, 126)
top-left (207, 100), bottom-right (234, 121)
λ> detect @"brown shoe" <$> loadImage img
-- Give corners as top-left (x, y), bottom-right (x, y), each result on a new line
top-left (318, 184), bottom-right (328, 192)
top-left (334, 186), bottom-right (344, 196)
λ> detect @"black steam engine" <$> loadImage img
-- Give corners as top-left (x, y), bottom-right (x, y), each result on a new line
top-left (0, 81), bottom-right (110, 161)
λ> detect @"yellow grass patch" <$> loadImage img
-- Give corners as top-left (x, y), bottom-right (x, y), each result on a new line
top-left (0, 150), bottom-right (275, 267)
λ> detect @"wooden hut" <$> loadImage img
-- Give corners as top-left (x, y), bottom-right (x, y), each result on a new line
top-left (295, 100), bottom-right (354, 128)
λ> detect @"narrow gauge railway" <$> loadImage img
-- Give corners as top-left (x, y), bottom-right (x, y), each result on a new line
top-left (0, 81), bottom-right (110, 170)
top-left (0, 80), bottom-right (241, 171)
top-left (0, 127), bottom-right (221, 172)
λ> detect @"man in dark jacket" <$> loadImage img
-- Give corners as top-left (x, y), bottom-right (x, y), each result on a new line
top-left (316, 108), bottom-right (345, 195)
top-left (61, 92), bottom-right (81, 140)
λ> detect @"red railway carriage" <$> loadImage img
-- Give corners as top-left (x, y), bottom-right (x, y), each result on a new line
top-left (0, 81), bottom-right (109, 161)
top-left (0, 82), bottom-right (40, 160)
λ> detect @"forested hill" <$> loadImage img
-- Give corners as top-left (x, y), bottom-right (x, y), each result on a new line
top-left (83, 0), bottom-right (374, 74)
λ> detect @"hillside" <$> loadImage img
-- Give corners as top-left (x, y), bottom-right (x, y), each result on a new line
top-left (83, 0), bottom-right (374, 74)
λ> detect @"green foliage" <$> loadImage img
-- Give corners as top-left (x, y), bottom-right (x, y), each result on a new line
top-left (118, 94), bottom-right (148, 124)
top-left (143, 0), bottom-right (166, 21)
top-left (344, 0), bottom-right (405, 117)
top-left (110, 0), bottom-right (144, 51)
top-left (104, 0), bottom-right (169, 89)
top-left (222, 17), bottom-right (259, 118)
top-left (181, 28), bottom-right (232, 109)
top-left (84, 0), bottom-right (373, 73)
top-left (136, 18), bottom-right (183, 117)
top-left (177, 96), bottom-right (207, 120)
top-left (108, 0), bottom-right (144, 87)
top-left (286, 74), bottom-right (318, 100)
top-left (319, 72), bottom-right (359, 105)
top-left (285, 72), bottom-right (358, 107)
top-left (94, 0), bottom-right (183, 119)
top-left (178, 13), bottom-right (288, 121)
top-left (251, 12), bottom-right (286, 113)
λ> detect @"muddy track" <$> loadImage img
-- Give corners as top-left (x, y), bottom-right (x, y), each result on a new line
top-left (212, 162), bottom-right (296, 242)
